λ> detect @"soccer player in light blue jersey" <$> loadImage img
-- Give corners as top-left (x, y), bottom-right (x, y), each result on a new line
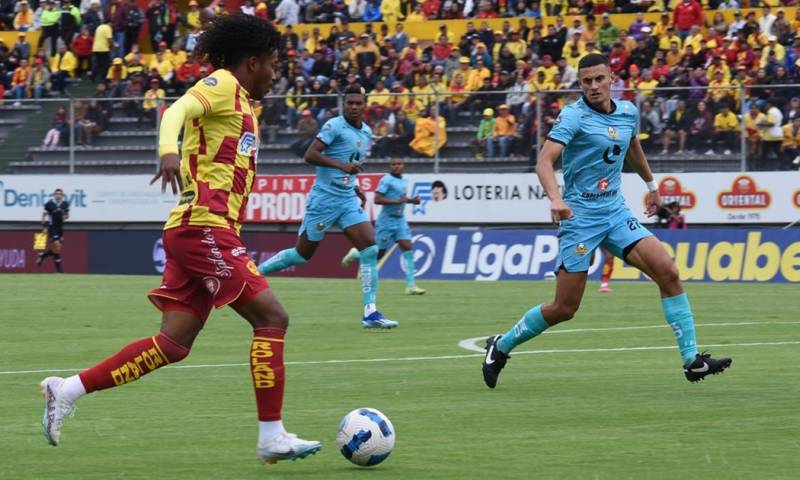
top-left (341, 158), bottom-right (427, 295)
top-left (482, 54), bottom-right (732, 388)
top-left (258, 85), bottom-right (398, 329)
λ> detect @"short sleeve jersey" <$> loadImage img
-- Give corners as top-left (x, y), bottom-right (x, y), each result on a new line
top-left (44, 199), bottom-right (70, 227)
top-left (313, 116), bottom-right (372, 197)
top-left (376, 173), bottom-right (408, 219)
top-left (547, 96), bottom-right (639, 217)
top-left (164, 69), bottom-right (259, 233)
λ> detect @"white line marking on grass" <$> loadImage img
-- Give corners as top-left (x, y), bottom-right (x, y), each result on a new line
top-left (457, 321), bottom-right (800, 352)
top-left (2, 340), bottom-right (800, 376)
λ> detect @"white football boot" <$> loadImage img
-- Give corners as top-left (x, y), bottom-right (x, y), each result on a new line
top-left (257, 432), bottom-right (321, 464)
top-left (40, 376), bottom-right (76, 446)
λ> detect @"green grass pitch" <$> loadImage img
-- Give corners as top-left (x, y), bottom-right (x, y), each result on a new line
top-left (1, 275), bottom-right (799, 479)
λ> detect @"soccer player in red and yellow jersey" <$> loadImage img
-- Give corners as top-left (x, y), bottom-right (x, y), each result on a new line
top-left (39, 15), bottom-right (321, 465)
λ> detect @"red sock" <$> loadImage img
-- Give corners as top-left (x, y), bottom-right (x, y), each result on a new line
top-left (251, 328), bottom-right (286, 421)
top-left (601, 254), bottom-right (615, 284)
top-left (78, 333), bottom-right (190, 393)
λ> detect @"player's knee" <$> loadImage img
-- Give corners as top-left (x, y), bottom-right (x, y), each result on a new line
top-left (551, 302), bottom-right (579, 322)
top-left (657, 263), bottom-right (681, 289)
top-left (155, 333), bottom-right (191, 363)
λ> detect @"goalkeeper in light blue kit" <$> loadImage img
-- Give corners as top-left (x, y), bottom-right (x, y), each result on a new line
top-left (482, 54), bottom-right (732, 388)
top-left (341, 158), bottom-right (426, 295)
top-left (258, 85), bottom-right (398, 329)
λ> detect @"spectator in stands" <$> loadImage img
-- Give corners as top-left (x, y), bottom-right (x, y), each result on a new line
top-left (175, 54), bottom-right (201, 94)
top-left (687, 100), bottom-right (714, 155)
top-left (76, 99), bottom-right (110, 146)
top-left (375, 109), bottom-right (414, 157)
top-left (125, 52), bottom-right (147, 80)
top-left (410, 107), bottom-right (447, 157)
top-left (744, 104), bottom-right (766, 157)
top-left (781, 117), bottom-right (800, 170)
top-left (139, 77), bottom-right (164, 126)
top-left (91, 16), bottom-right (112, 82)
top-left (71, 25), bottom-right (92, 77)
top-left (639, 100), bottom-right (663, 153)
top-left (122, 76), bottom-right (144, 116)
top-left (14, 1), bottom-right (34, 31)
top-left (285, 76), bottom-right (308, 130)
top-left (39, 1), bottom-right (62, 57)
top-left (662, 99), bottom-right (690, 155)
top-left (276, 0), bottom-right (300, 25)
top-left (673, 0), bottom-right (703, 40)
top-left (11, 58), bottom-right (32, 106)
top-left (713, 103), bottom-right (739, 156)
top-left (597, 13), bottom-right (620, 52)
top-left (290, 109), bottom-right (318, 157)
top-left (147, 0), bottom-right (177, 52)
top-left (149, 50), bottom-right (174, 85)
top-left (106, 57), bottom-right (127, 95)
top-left (666, 202), bottom-right (688, 230)
top-left (49, 42), bottom-right (75, 93)
top-left (104, 0), bottom-right (127, 59)
top-left (472, 107), bottom-right (494, 160)
top-left (489, 103), bottom-right (517, 158)
top-left (758, 97), bottom-right (785, 170)
top-left (82, 2), bottom-right (102, 38)
top-left (28, 58), bottom-right (50, 100)
top-left (58, 0), bottom-right (80, 49)
top-left (124, 0), bottom-right (145, 54)
top-left (12, 33), bottom-right (32, 65)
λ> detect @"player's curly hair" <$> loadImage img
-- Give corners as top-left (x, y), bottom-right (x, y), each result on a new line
top-left (195, 14), bottom-right (280, 70)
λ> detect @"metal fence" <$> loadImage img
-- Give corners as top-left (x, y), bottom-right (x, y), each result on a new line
top-left (1, 84), bottom-right (798, 174)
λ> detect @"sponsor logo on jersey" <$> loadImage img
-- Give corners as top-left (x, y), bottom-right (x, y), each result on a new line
top-left (231, 247), bottom-right (247, 257)
top-left (598, 178), bottom-right (609, 192)
top-left (237, 132), bottom-right (257, 156)
top-left (203, 77), bottom-right (217, 86)
top-left (717, 175), bottom-right (771, 209)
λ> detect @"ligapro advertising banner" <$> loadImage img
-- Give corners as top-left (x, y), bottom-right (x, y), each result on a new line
top-left (379, 229), bottom-right (800, 283)
top-left (1, 172), bottom-right (799, 224)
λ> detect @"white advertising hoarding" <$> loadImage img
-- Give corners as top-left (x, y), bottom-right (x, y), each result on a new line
top-left (1, 172), bottom-right (799, 224)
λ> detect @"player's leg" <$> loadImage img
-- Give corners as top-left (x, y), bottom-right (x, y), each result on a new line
top-left (51, 238), bottom-right (63, 273)
top-left (482, 268), bottom-right (588, 389)
top-left (599, 247), bottom-right (614, 292)
top-left (398, 226), bottom-right (425, 295)
top-left (231, 289), bottom-right (321, 464)
top-left (606, 216), bottom-right (731, 381)
top-left (40, 306), bottom-right (200, 446)
top-left (343, 220), bottom-right (397, 329)
top-left (37, 238), bottom-right (54, 266)
top-left (258, 231), bottom-right (319, 275)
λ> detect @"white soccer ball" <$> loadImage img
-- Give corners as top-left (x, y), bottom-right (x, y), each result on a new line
top-left (336, 407), bottom-right (395, 467)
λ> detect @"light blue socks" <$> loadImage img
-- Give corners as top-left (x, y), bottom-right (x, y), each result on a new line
top-left (661, 293), bottom-right (699, 364)
top-left (402, 250), bottom-right (416, 288)
top-left (359, 245), bottom-right (379, 306)
top-left (497, 305), bottom-right (550, 354)
top-left (257, 248), bottom-right (306, 275)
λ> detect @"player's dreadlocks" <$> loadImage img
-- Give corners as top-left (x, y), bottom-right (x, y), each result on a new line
top-left (195, 14), bottom-right (280, 70)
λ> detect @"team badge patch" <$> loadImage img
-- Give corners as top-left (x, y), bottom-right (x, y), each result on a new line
top-left (237, 132), bottom-right (257, 156)
top-left (598, 178), bottom-right (609, 191)
top-left (202, 276), bottom-right (221, 295)
top-left (575, 243), bottom-right (587, 256)
top-left (203, 77), bottom-right (218, 86)
top-left (607, 127), bottom-right (618, 139)
top-left (317, 222), bottom-right (325, 230)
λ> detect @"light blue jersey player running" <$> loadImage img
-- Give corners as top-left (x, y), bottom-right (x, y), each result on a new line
top-left (258, 85), bottom-right (397, 329)
top-left (482, 54), bottom-right (731, 388)
top-left (341, 158), bottom-right (426, 295)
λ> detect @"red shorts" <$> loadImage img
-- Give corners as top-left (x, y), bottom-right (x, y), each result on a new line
top-left (148, 226), bottom-right (269, 322)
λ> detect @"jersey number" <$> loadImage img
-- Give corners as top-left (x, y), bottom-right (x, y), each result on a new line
top-left (627, 217), bottom-right (641, 231)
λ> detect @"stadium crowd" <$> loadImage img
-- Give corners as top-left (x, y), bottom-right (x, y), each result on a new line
top-left (0, 1), bottom-right (798, 167)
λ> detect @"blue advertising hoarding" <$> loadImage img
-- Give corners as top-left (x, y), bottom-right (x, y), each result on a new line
top-left (379, 229), bottom-right (800, 283)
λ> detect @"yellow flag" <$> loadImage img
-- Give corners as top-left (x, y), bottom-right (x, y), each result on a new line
top-left (33, 232), bottom-right (47, 250)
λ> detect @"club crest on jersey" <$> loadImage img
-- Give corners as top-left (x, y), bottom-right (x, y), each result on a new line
top-left (203, 77), bottom-right (218, 86)
top-left (317, 222), bottom-right (325, 230)
top-left (237, 132), bottom-right (257, 156)
top-left (202, 276), bottom-right (221, 296)
top-left (576, 243), bottom-right (587, 256)
top-left (598, 178), bottom-right (609, 191)
top-left (607, 127), bottom-right (618, 139)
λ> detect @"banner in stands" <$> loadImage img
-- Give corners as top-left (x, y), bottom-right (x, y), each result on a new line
top-left (0, 231), bottom-right (89, 273)
top-left (2, 173), bottom-right (799, 224)
top-left (379, 228), bottom-right (800, 283)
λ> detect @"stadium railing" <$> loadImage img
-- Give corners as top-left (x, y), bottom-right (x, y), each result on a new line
top-left (2, 84), bottom-right (797, 174)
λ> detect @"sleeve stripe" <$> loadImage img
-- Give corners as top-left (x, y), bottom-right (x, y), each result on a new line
top-left (189, 91), bottom-right (211, 114)
top-left (545, 136), bottom-right (566, 146)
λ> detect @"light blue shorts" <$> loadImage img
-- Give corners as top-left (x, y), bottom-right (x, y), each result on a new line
top-left (375, 217), bottom-right (412, 250)
top-left (299, 191), bottom-right (369, 242)
top-left (556, 207), bottom-right (652, 273)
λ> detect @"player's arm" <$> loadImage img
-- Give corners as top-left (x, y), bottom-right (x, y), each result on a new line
top-left (536, 139), bottom-right (572, 222)
top-left (304, 139), bottom-right (363, 174)
top-left (151, 93), bottom-right (206, 194)
top-left (625, 136), bottom-right (660, 216)
top-left (354, 185), bottom-right (367, 208)
top-left (374, 192), bottom-right (410, 205)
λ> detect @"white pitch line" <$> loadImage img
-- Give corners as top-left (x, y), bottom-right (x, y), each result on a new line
top-left (457, 320), bottom-right (800, 352)
top-left (1, 340), bottom-right (799, 376)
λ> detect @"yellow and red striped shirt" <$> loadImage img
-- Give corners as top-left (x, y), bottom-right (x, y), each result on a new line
top-left (164, 69), bottom-right (259, 233)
